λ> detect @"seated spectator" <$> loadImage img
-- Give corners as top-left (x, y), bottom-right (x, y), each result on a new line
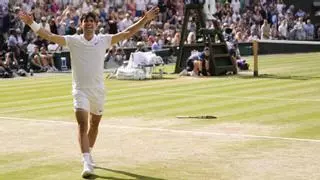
top-left (186, 31), bottom-right (196, 44)
top-left (26, 39), bottom-right (37, 57)
top-left (1, 52), bottom-right (27, 77)
top-left (151, 34), bottom-right (161, 51)
top-left (122, 37), bottom-right (137, 48)
top-left (105, 45), bottom-right (117, 63)
top-left (180, 47), bottom-right (211, 77)
top-left (4, 52), bottom-right (18, 70)
top-left (40, 16), bottom-right (51, 32)
top-left (114, 47), bottom-right (126, 65)
top-left (65, 20), bottom-right (77, 35)
top-left (39, 46), bottom-right (58, 72)
top-left (30, 46), bottom-right (45, 72)
top-left (15, 28), bottom-right (24, 47)
top-left (0, 59), bottom-right (13, 78)
top-left (171, 32), bottom-right (181, 46)
top-left (7, 29), bottom-right (18, 54)
top-left (136, 41), bottom-right (149, 52)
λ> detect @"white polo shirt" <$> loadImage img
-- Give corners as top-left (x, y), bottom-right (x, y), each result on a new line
top-left (64, 34), bottom-right (112, 90)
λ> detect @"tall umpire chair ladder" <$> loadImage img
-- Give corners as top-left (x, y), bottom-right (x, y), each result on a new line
top-left (175, 3), bottom-right (237, 75)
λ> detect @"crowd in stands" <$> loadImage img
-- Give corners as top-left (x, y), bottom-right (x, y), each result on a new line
top-left (216, 0), bottom-right (319, 42)
top-left (0, 0), bottom-right (319, 78)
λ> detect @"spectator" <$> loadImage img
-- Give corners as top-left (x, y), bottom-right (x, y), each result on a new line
top-left (294, 17), bottom-right (306, 40)
top-left (122, 37), bottom-right (136, 48)
top-left (105, 45), bottom-right (117, 63)
top-left (15, 28), bottom-right (24, 47)
top-left (114, 47), bottom-right (126, 65)
top-left (304, 19), bottom-right (314, 40)
top-left (118, 13), bottom-right (133, 32)
top-left (231, 0), bottom-right (241, 14)
top-left (260, 19), bottom-right (270, 40)
top-left (278, 19), bottom-right (288, 39)
top-left (40, 16), bottom-right (50, 32)
top-left (136, 41), bottom-right (149, 52)
top-left (151, 34), bottom-right (161, 51)
top-left (108, 12), bottom-right (118, 34)
top-left (30, 46), bottom-right (45, 72)
top-left (126, 0), bottom-right (136, 17)
top-left (186, 31), bottom-right (196, 44)
top-left (39, 46), bottom-right (57, 72)
top-left (270, 24), bottom-right (278, 40)
top-left (171, 32), bottom-right (181, 46)
top-left (65, 20), bottom-right (76, 35)
top-left (0, 58), bottom-right (13, 78)
top-left (81, 0), bottom-right (93, 14)
top-left (232, 11), bottom-right (241, 23)
top-left (4, 51), bottom-right (18, 70)
top-left (26, 39), bottom-right (36, 56)
top-left (7, 29), bottom-right (18, 53)
top-left (135, 0), bottom-right (147, 17)
top-left (49, 17), bottom-right (58, 35)
top-left (295, 8), bottom-right (305, 18)
top-left (276, 0), bottom-right (286, 15)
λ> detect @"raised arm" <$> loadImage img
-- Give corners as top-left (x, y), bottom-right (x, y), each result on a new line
top-left (19, 11), bottom-right (66, 46)
top-left (111, 7), bottom-right (159, 45)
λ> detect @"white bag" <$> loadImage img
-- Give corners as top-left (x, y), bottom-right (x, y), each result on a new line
top-left (116, 66), bottom-right (146, 80)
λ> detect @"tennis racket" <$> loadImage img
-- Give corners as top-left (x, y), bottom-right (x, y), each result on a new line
top-left (176, 115), bottom-right (217, 119)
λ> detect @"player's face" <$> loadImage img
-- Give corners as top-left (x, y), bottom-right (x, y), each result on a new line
top-left (81, 17), bottom-right (97, 35)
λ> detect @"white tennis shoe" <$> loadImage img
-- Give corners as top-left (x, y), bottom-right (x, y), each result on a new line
top-left (81, 161), bottom-right (94, 178)
top-left (89, 155), bottom-right (96, 167)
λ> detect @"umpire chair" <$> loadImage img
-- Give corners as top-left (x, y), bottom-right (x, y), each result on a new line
top-left (175, 3), bottom-right (237, 75)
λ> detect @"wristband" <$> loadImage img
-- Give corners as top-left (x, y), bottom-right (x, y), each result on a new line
top-left (30, 21), bottom-right (41, 33)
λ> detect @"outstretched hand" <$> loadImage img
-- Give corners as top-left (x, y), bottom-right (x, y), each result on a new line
top-left (144, 7), bottom-right (160, 22)
top-left (18, 11), bottom-right (34, 25)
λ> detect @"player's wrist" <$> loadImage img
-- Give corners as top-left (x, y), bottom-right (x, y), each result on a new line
top-left (30, 21), bottom-right (41, 33)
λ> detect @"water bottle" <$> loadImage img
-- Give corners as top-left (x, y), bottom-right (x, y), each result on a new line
top-left (61, 57), bottom-right (67, 71)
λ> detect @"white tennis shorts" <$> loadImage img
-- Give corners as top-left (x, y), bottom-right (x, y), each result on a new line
top-left (72, 88), bottom-right (105, 115)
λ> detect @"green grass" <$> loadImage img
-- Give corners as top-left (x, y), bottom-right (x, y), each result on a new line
top-left (1, 53), bottom-right (320, 179)
top-left (1, 53), bottom-right (320, 134)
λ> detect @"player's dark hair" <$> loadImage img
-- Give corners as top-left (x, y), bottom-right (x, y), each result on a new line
top-left (80, 12), bottom-right (98, 23)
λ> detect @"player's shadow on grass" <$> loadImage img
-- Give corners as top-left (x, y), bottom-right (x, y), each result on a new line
top-left (89, 166), bottom-right (166, 180)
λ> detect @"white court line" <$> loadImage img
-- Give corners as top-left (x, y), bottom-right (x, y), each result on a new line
top-left (1, 116), bottom-right (319, 143)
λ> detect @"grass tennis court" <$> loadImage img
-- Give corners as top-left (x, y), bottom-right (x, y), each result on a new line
top-left (1, 53), bottom-right (320, 179)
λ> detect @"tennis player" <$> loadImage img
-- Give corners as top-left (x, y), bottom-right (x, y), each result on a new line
top-left (19, 7), bottom-right (159, 178)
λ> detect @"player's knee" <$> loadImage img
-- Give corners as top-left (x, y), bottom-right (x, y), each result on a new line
top-left (90, 120), bottom-right (100, 129)
top-left (78, 121), bottom-right (88, 131)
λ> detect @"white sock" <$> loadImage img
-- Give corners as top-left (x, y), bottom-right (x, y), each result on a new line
top-left (83, 152), bottom-right (91, 163)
